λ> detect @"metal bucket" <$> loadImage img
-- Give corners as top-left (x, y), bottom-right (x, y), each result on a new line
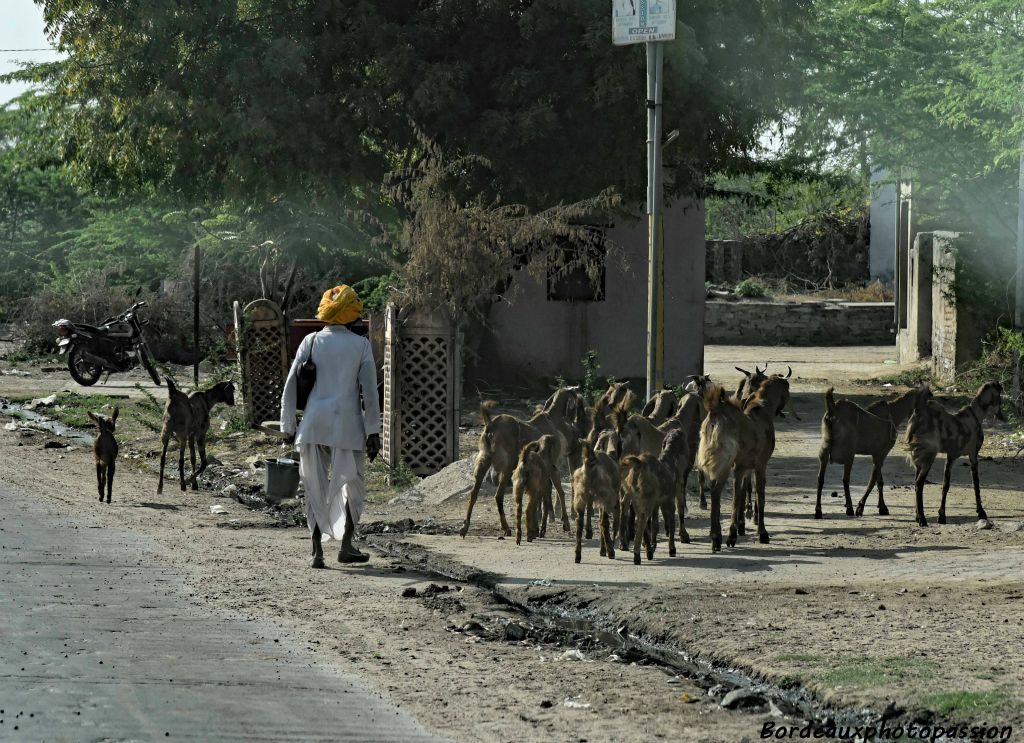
top-left (264, 458), bottom-right (300, 502)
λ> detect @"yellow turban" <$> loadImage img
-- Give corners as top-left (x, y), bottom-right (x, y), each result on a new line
top-left (316, 285), bottom-right (363, 325)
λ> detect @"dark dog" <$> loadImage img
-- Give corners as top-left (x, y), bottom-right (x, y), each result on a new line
top-left (89, 408), bottom-right (119, 503)
top-left (158, 379), bottom-right (235, 493)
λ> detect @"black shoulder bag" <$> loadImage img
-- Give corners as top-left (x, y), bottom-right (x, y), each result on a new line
top-left (295, 333), bottom-right (318, 410)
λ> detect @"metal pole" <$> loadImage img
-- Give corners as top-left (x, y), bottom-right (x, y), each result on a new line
top-left (1016, 145), bottom-right (1024, 329)
top-left (645, 41), bottom-right (665, 401)
top-left (193, 244), bottom-right (201, 385)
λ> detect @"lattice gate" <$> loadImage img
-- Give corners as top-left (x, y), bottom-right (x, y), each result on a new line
top-left (382, 305), bottom-right (461, 480)
top-left (235, 299), bottom-right (289, 426)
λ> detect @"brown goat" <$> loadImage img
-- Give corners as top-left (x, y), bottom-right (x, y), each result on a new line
top-left (735, 364), bottom-right (770, 404)
top-left (587, 382), bottom-right (635, 444)
top-left (814, 385), bottom-right (931, 519)
top-left (157, 378), bottom-right (236, 494)
top-left (697, 383), bottom-right (745, 551)
top-left (618, 430), bottom-right (688, 564)
top-left (89, 408), bottom-right (119, 503)
top-left (460, 399), bottom-right (572, 537)
top-left (641, 390), bottom-right (678, 425)
top-left (512, 435), bottom-right (563, 544)
top-left (906, 381), bottom-right (1005, 526)
top-left (571, 441), bottom-right (620, 563)
top-left (659, 391), bottom-right (706, 517)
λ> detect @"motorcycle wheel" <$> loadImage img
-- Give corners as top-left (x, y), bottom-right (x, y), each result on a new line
top-left (137, 344), bottom-right (162, 386)
top-left (68, 346), bottom-right (103, 386)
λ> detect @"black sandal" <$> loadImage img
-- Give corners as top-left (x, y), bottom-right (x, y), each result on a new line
top-left (337, 550), bottom-right (369, 564)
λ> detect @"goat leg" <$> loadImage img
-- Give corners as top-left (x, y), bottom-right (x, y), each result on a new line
top-left (876, 467), bottom-right (889, 516)
top-left (970, 454), bottom-right (987, 520)
top-left (514, 481), bottom-right (525, 545)
top-left (585, 503), bottom-right (594, 541)
top-left (709, 481), bottom-right (723, 553)
top-left (551, 471), bottom-right (571, 533)
top-left (814, 450), bottom-right (828, 519)
top-left (494, 473), bottom-right (513, 537)
top-left (106, 461), bottom-right (114, 503)
top-left (662, 501), bottom-right (676, 557)
top-left (727, 473), bottom-right (744, 549)
top-left (601, 509), bottom-right (615, 560)
top-left (744, 475), bottom-right (754, 522)
top-left (574, 508), bottom-right (585, 563)
top-left (157, 434), bottom-right (170, 495)
top-left (842, 462), bottom-right (853, 517)
top-left (698, 470), bottom-right (707, 510)
top-left (177, 441), bottom-right (187, 492)
top-left (188, 436), bottom-right (198, 491)
top-left (854, 466), bottom-right (879, 518)
top-left (459, 455), bottom-right (491, 538)
top-left (96, 463), bottom-right (105, 502)
top-left (938, 457), bottom-right (955, 524)
top-left (755, 468), bottom-right (769, 544)
top-left (913, 454), bottom-right (934, 527)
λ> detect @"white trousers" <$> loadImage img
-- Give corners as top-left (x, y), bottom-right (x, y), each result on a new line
top-left (298, 445), bottom-right (366, 541)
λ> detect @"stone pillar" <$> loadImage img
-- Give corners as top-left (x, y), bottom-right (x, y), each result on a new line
top-left (895, 179), bottom-right (914, 332)
top-left (897, 232), bottom-right (933, 363)
top-left (869, 169), bottom-right (897, 281)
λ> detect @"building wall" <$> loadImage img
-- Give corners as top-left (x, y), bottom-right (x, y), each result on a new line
top-left (869, 168), bottom-right (897, 281)
top-left (467, 199), bottom-right (706, 385)
top-left (705, 301), bottom-right (895, 346)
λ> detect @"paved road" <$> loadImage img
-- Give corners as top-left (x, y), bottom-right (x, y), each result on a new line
top-left (0, 485), bottom-right (446, 742)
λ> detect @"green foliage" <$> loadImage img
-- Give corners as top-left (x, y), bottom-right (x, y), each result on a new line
top-left (734, 278), bottom-right (769, 298)
top-left (352, 273), bottom-right (400, 312)
top-left (25, 1), bottom-right (813, 207)
top-left (51, 393), bottom-right (122, 429)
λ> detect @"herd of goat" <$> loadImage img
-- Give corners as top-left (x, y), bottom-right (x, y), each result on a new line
top-left (460, 365), bottom-right (1007, 564)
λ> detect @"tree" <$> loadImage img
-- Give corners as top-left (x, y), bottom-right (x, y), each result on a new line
top-left (32, 0), bottom-right (814, 207)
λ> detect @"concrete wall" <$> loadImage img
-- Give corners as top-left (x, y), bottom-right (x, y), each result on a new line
top-left (869, 169), bottom-right (897, 281)
top-left (705, 301), bottom-right (895, 346)
top-left (467, 199), bottom-right (706, 385)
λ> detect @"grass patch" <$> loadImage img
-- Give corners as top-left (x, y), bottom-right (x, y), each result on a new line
top-left (775, 652), bottom-right (821, 663)
top-left (922, 690), bottom-right (1009, 717)
top-left (876, 367), bottom-right (934, 388)
top-left (820, 656), bottom-right (937, 689)
top-left (51, 393), bottom-right (125, 428)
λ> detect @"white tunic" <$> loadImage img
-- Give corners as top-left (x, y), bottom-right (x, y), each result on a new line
top-left (279, 325), bottom-right (381, 449)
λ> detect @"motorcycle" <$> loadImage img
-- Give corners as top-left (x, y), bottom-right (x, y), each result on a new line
top-left (52, 296), bottom-right (162, 387)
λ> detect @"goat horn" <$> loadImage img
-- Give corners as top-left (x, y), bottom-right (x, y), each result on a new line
top-left (785, 366), bottom-right (792, 379)
top-left (755, 364), bottom-right (765, 375)
top-left (735, 366), bottom-right (751, 376)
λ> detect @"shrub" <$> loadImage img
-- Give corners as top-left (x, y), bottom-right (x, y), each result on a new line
top-left (735, 277), bottom-right (769, 298)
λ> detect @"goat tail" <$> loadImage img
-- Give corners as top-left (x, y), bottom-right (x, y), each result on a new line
top-left (825, 387), bottom-right (835, 416)
top-left (165, 377), bottom-right (179, 397)
top-left (480, 400), bottom-right (498, 427)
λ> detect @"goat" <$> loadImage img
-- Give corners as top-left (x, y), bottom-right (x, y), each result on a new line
top-left (618, 453), bottom-right (659, 564)
top-left (814, 385), bottom-right (931, 519)
top-left (571, 441), bottom-right (620, 563)
top-left (659, 391), bottom-right (706, 517)
top-left (732, 374), bottom-right (792, 541)
top-left (906, 381), bottom-right (1005, 526)
top-left (157, 378), bottom-right (236, 494)
top-left (512, 435), bottom-right (562, 544)
top-left (587, 381), bottom-right (634, 445)
top-left (89, 408), bottom-right (119, 503)
top-left (735, 364), bottom-right (770, 404)
top-left (460, 399), bottom-right (572, 537)
top-left (641, 389), bottom-right (678, 425)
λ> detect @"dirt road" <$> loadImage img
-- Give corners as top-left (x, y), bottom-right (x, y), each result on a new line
top-left (2, 343), bottom-right (1022, 741)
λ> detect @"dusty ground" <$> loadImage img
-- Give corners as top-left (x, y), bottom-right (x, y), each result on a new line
top-left (2, 343), bottom-right (1023, 741)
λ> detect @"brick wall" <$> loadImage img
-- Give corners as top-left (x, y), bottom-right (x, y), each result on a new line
top-left (705, 300), bottom-right (895, 346)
